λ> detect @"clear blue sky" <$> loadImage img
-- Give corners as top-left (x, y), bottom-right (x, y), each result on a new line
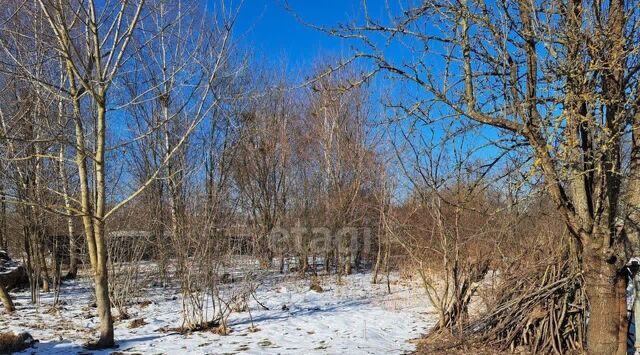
top-left (234, 0), bottom-right (368, 69)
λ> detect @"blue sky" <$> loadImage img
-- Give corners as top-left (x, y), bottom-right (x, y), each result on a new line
top-left (233, 0), bottom-right (365, 69)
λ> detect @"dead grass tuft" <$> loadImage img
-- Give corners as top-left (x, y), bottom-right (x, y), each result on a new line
top-left (128, 318), bottom-right (148, 329)
top-left (309, 278), bottom-right (324, 293)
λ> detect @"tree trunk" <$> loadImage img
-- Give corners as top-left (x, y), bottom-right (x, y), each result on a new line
top-left (616, 272), bottom-right (628, 355)
top-left (59, 143), bottom-right (78, 280)
top-left (93, 224), bottom-right (114, 348)
top-left (299, 252), bottom-right (309, 277)
top-left (66, 234), bottom-right (78, 280)
top-left (344, 248), bottom-right (352, 275)
top-left (37, 237), bottom-right (50, 293)
top-left (372, 232), bottom-right (382, 284)
top-left (0, 284), bottom-right (14, 313)
top-left (0, 172), bottom-right (6, 252)
top-left (584, 249), bottom-right (625, 355)
top-left (92, 99), bottom-right (114, 348)
top-left (70, 83), bottom-right (114, 348)
top-left (324, 250), bottom-right (331, 274)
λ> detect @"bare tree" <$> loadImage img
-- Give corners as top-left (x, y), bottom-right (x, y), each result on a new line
top-left (304, 0), bottom-right (640, 352)
top-left (303, 67), bottom-right (379, 276)
top-left (234, 74), bottom-right (292, 268)
top-left (0, 0), bottom-right (241, 347)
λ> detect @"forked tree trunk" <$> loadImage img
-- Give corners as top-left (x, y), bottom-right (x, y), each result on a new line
top-left (583, 247), bottom-right (626, 355)
top-left (68, 78), bottom-right (114, 348)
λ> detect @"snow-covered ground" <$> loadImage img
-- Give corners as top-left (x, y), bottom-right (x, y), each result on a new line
top-left (0, 270), bottom-right (435, 354)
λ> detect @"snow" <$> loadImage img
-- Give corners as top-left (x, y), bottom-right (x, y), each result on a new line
top-left (0, 269), bottom-right (435, 354)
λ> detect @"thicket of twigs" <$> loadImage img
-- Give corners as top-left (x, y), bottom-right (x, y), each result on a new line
top-left (466, 239), bottom-right (585, 354)
top-left (403, 188), bottom-right (587, 354)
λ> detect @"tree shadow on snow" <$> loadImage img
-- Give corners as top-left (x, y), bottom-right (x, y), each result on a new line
top-left (17, 334), bottom-right (164, 355)
top-left (230, 298), bottom-right (372, 327)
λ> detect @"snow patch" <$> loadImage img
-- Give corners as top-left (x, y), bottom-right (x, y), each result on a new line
top-left (1, 271), bottom-right (435, 354)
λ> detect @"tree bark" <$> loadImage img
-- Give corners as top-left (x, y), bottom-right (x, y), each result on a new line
top-left (0, 169), bottom-right (6, 251)
top-left (616, 272), bottom-right (629, 355)
top-left (58, 144), bottom-right (78, 279)
top-left (92, 221), bottom-right (113, 348)
top-left (36, 235), bottom-right (50, 293)
top-left (66, 235), bottom-right (78, 280)
top-left (583, 247), bottom-right (624, 355)
top-left (68, 73), bottom-right (114, 348)
top-left (91, 100), bottom-right (114, 348)
top-left (0, 284), bottom-right (14, 313)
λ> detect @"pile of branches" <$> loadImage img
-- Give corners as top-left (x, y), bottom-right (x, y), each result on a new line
top-left (467, 260), bottom-right (585, 354)
top-left (418, 229), bottom-right (586, 355)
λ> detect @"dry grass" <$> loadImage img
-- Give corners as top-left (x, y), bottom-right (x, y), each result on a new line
top-left (414, 333), bottom-right (531, 354)
top-left (128, 318), bottom-right (148, 329)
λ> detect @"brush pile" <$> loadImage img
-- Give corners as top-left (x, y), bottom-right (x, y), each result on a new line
top-left (467, 260), bottom-right (585, 354)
